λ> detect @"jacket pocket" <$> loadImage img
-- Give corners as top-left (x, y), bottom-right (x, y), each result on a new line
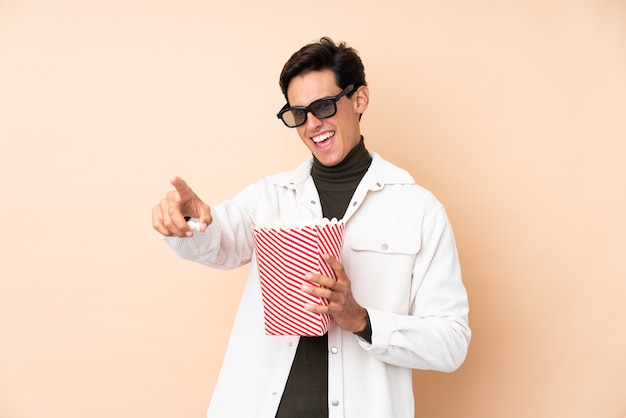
top-left (346, 229), bottom-right (421, 312)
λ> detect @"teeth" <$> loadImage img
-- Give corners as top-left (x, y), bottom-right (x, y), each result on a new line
top-left (312, 131), bottom-right (334, 143)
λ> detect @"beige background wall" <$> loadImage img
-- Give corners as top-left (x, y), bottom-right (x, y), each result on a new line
top-left (1, 0), bottom-right (625, 417)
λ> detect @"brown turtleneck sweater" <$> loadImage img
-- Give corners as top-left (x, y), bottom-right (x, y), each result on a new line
top-left (275, 138), bottom-right (372, 418)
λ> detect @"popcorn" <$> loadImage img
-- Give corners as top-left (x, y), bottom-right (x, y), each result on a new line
top-left (186, 218), bottom-right (202, 231)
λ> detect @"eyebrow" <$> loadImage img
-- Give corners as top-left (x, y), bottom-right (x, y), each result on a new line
top-left (288, 86), bottom-right (350, 108)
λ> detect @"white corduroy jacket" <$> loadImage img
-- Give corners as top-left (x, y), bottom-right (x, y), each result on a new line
top-left (164, 153), bottom-right (471, 418)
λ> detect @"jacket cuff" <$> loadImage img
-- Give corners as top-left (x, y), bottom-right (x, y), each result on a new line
top-left (353, 309), bottom-right (372, 343)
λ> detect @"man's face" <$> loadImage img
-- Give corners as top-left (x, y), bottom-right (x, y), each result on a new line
top-left (286, 69), bottom-right (368, 167)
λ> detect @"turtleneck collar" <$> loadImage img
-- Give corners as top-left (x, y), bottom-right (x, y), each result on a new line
top-left (311, 137), bottom-right (372, 186)
top-left (310, 137), bottom-right (372, 220)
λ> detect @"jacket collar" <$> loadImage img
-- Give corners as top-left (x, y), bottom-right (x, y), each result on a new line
top-left (269, 153), bottom-right (415, 191)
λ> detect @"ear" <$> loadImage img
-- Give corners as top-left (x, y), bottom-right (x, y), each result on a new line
top-left (353, 85), bottom-right (369, 115)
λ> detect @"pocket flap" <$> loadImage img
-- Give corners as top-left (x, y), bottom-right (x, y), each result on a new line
top-left (349, 229), bottom-right (421, 255)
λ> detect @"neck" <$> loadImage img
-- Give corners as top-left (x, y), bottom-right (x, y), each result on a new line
top-left (311, 137), bottom-right (371, 182)
top-left (311, 137), bottom-right (372, 219)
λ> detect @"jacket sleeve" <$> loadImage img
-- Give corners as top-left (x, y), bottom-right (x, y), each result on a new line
top-left (161, 183), bottom-right (261, 270)
top-left (357, 206), bottom-right (471, 372)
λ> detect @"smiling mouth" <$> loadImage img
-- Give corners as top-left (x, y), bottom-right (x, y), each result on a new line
top-left (311, 131), bottom-right (335, 143)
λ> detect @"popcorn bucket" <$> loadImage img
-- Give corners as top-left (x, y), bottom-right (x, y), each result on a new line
top-left (252, 220), bottom-right (344, 336)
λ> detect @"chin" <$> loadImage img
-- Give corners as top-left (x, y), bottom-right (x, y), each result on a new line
top-left (318, 156), bottom-right (342, 167)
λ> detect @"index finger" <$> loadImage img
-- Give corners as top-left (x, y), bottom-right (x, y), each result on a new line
top-left (170, 175), bottom-right (189, 193)
top-left (322, 254), bottom-right (346, 277)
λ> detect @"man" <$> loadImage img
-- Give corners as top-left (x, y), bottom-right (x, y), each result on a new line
top-left (152, 37), bottom-right (470, 418)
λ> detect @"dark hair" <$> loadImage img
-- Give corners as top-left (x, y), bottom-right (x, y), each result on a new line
top-left (279, 36), bottom-right (367, 101)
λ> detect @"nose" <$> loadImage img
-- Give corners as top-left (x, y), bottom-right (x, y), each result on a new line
top-left (305, 111), bottom-right (323, 129)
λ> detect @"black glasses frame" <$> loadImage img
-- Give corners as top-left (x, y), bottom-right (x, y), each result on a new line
top-left (276, 84), bottom-right (355, 128)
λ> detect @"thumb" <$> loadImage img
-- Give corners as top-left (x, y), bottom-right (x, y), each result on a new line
top-left (196, 202), bottom-right (212, 232)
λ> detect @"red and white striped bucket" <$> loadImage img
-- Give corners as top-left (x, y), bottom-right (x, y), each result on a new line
top-left (253, 221), bottom-right (344, 336)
